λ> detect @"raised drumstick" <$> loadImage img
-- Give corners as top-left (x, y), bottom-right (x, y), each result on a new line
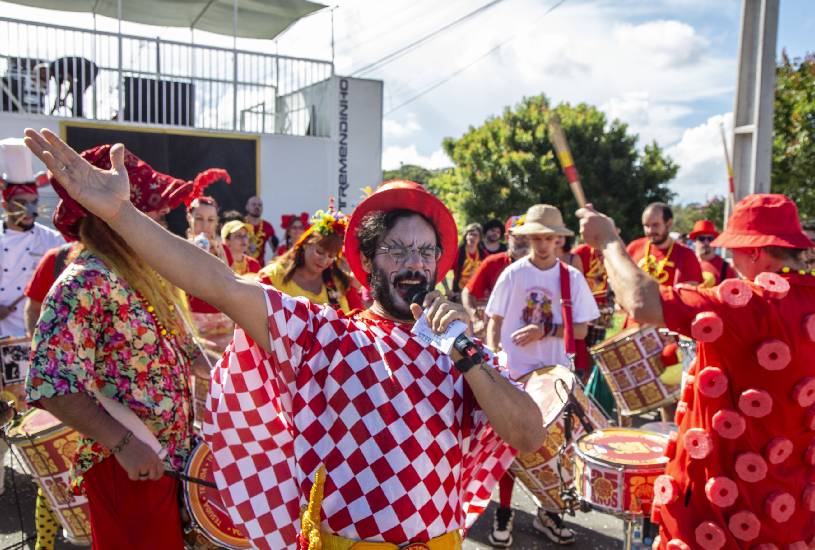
top-left (547, 112), bottom-right (588, 208)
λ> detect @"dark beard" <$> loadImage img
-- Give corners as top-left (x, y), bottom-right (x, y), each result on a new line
top-left (650, 233), bottom-right (669, 246)
top-left (369, 265), bottom-right (433, 321)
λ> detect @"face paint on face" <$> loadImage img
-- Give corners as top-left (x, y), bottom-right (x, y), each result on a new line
top-left (4, 193), bottom-right (38, 230)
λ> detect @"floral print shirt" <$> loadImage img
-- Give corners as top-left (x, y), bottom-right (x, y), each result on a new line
top-left (26, 251), bottom-right (196, 491)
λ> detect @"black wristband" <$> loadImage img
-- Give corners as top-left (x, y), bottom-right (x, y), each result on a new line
top-left (454, 354), bottom-right (480, 373)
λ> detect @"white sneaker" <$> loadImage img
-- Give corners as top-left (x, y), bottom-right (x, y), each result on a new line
top-left (532, 509), bottom-right (575, 545)
top-left (488, 506), bottom-right (514, 548)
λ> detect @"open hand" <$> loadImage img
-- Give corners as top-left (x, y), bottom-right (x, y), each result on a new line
top-left (576, 203), bottom-right (618, 250)
top-left (24, 129), bottom-right (130, 224)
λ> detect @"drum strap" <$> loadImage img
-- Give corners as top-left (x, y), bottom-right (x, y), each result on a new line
top-left (559, 261), bottom-right (575, 355)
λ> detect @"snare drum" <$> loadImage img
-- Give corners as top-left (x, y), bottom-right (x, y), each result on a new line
top-left (8, 408), bottom-right (91, 545)
top-left (573, 427), bottom-right (668, 518)
top-left (0, 336), bottom-right (31, 412)
top-left (509, 365), bottom-right (608, 512)
top-left (183, 440), bottom-right (250, 549)
top-left (591, 326), bottom-right (681, 417)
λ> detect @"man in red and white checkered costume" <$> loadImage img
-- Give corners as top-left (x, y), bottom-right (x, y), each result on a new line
top-left (23, 128), bottom-right (547, 550)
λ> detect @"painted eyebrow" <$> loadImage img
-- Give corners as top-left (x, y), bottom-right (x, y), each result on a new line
top-left (383, 239), bottom-right (436, 248)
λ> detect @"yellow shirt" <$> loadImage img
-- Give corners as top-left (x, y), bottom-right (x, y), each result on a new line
top-left (258, 262), bottom-right (351, 314)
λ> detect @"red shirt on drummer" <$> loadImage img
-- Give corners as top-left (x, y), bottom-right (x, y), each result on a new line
top-left (690, 219), bottom-right (738, 287)
top-left (627, 202), bottom-right (703, 287)
top-left (578, 194), bottom-right (815, 550)
top-left (244, 196), bottom-right (278, 265)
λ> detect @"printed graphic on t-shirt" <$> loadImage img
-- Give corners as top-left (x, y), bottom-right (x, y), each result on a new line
top-left (522, 288), bottom-right (554, 326)
top-left (585, 255), bottom-right (608, 297)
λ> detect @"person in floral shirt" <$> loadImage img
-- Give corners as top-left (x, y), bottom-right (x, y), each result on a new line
top-left (25, 143), bottom-right (226, 550)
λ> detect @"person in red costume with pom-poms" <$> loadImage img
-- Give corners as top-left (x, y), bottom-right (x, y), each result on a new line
top-left (578, 194), bottom-right (815, 550)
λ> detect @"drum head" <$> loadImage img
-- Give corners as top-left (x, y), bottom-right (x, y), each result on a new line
top-left (575, 428), bottom-right (668, 467)
top-left (522, 365), bottom-right (575, 428)
top-left (184, 441), bottom-right (250, 549)
top-left (8, 408), bottom-right (63, 442)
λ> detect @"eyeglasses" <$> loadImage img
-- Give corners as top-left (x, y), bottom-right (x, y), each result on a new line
top-left (695, 235), bottom-right (715, 243)
top-left (377, 244), bottom-right (441, 264)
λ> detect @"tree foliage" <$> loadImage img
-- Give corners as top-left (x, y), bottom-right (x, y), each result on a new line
top-left (773, 52), bottom-right (815, 219)
top-left (430, 95), bottom-right (677, 240)
top-left (382, 164), bottom-right (439, 187)
top-left (672, 196), bottom-right (727, 235)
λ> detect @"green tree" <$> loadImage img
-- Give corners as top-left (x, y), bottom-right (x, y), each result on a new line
top-left (672, 196), bottom-right (726, 235)
top-left (773, 52), bottom-right (815, 219)
top-left (432, 95), bottom-right (677, 240)
top-left (382, 164), bottom-right (437, 187)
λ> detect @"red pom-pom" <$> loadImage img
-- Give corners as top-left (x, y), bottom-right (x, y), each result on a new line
top-left (695, 521), bottom-right (727, 550)
top-left (675, 401), bottom-right (688, 425)
top-left (681, 374), bottom-right (695, 403)
top-left (785, 542), bottom-right (807, 550)
top-left (806, 407), bottom-right (815, 431)
top-left (801, 483), bottom-right (815, 512)
top-left (654, 474), bottom-right (679, 505)
top-left (666, 540), bottom-right (691, 550)
top-left (738, 388), bottom-right (773, 418)
top-left (765, 437), bottom-right (794, 465)
top-left (756, 339), bottom-right (791, 371)
top-left (804, 438), bottom-right (815, 465)
top-left (698, 366), bottom-right (728, 398)
top-left (717, 279), bottom-right (753, 307)
top-left (752, 543), bottom-right (779, 550)
top-left (735, 452), bottom-right (767, 483)
top-left (756, 272), bottom-right (790, 299)
top-left (705, 476), bottom-right (738, 508)
top-left (662, 342), bottom-right (679, 366)
top-left (692, 312), bottom-right (724, 342)
top-left (792, 377), bottom-right (815, 407)
top-left (765, 491), bottom-right (796, 523)
top-left (728, 510), bottom-right (761, 541)
top-left (804, 314), bottom-right (815, 342)
top-left (712, 409), bottom-right (746, 440)
top-left (684, 428), bottom-right (712, 460)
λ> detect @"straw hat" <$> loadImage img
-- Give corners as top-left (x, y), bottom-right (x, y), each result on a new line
top-left (510, 204), bottom-right (574, 236)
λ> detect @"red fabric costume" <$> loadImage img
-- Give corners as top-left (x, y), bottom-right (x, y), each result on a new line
top-left (465, 252), bottom-right (512, 300)
top-left (247, 219), bottom-right (276, 264)
top-left (700, 255), bottom-right (738, 286)
top-left (652, 194), bottom-right (815, 549)
top-left (627, 237), bottom-right (703, 286)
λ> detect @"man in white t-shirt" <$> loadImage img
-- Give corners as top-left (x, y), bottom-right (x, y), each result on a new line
top-left (485, 204), bottom-right (599, 547)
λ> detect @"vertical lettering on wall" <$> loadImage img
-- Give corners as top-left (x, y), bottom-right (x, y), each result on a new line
top-left (338, 78), bottom-right (349, 209)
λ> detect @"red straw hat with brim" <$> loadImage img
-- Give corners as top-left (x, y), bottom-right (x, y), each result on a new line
top-left (344, 180), bottom-right (458, 289)
top-left (689, 219), bottom-right (719, 240)
top-left (711, 194), bottom-right (814, 249)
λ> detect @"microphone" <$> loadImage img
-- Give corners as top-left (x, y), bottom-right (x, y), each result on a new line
top-left (408, 288), bottom-right (483, 362)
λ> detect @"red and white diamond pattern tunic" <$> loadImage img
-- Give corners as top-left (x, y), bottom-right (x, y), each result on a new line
top-left (202, 286), bottom-right (517, 549)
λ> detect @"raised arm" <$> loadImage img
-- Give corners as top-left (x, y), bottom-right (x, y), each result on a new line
top-left (577, 205), bottom-right (665, 326)
top-left (24, 129), bottom-right (271, 351)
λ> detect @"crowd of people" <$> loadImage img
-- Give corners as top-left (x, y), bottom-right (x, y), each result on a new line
top-left (1, 128), bottom-right (815, 550)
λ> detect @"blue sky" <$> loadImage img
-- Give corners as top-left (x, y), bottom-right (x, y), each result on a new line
top-left (2, 0), bottom-right (813, 204)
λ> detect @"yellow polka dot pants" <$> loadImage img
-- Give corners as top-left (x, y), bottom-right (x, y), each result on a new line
top-left (35, 487), bottom-right (59, 550)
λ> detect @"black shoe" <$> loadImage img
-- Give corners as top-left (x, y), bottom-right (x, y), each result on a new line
top-left (532, 510), bottom-right (576, 545)
top-left (488, 506), bottom-right (514, 548)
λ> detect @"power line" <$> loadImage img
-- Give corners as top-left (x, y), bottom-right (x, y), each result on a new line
top-left (384, 0), bottom-right (568, 115)
top-left (350, 0), bottom-right (509, 77)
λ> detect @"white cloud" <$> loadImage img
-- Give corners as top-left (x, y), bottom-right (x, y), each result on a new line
top-left (613, 20), bottom-right (709, 68)
top-left (382, 114), bottom-right (421, 139)
top-left (381, 145), bottom-right (451, 171)
top-left (602, 92), bottom-right (693, 145)
top-left (666, 112), bottom-right (734, 203)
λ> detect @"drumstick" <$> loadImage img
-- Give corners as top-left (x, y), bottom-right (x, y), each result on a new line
top-left (545, 109), bottom-right (588, 208)
top-left (165, 468), bottom-right (217, 489)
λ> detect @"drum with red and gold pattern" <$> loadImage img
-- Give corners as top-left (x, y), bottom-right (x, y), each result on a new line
top-left (573, 427), bottom-right (668, 517)
top-left (590, 326), bottom-right (681, 417)
top-left (0, 336), bottom-right (31, 413)
top-left (509, 365), bottom-right (609, 512)
top-left (183, 440), bottom-right (250, 549)
top-left (8, 408), bottom-right (91, 545)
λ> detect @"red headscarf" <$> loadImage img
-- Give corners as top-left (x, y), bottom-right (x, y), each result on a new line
top-left (2, 183), bottom-right (38, 202)
top-left (51, 144), bottom-right (230, 239)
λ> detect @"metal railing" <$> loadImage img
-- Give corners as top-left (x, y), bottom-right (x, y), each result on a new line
top-left (0, 17), bottom-right (333, 136)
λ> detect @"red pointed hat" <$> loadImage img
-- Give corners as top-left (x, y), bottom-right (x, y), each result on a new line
top-left (711, 194), bottom-right (815, 249)
top-left (344, 180), bottom-right (458, 289)
top-left (52, 144), bottom-right (230, 239)
top-left (689, 219), bottom-right (719, 240)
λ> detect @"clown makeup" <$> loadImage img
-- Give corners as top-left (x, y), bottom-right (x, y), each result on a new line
top-left (370, 215), bottom-right (438, 320)
top-left (4, 193), bottom-right (38, 230)
top-left (188, 203), bottom-right (219, 239)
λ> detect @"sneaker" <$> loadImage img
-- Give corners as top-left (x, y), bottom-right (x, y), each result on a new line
top-left (532, 509), bottom-right (575, 545)
top-left (488, 506), bottom-right (514, 547)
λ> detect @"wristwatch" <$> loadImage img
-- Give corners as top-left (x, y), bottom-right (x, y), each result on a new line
top-left (454, 344), bottom-right (483, 374)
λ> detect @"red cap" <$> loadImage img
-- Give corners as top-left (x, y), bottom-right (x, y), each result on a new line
top-left (51, 145), bottom-right (230, 239)
top-left (344, 180), bottom-right (458, 289)
top-left (689, 219), bottom-right (719, 240)
top-left (712, 194), bottom-right (814, 249)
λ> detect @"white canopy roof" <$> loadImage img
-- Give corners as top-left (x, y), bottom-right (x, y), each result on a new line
top-left (6, 0), bottom-right (325, 39)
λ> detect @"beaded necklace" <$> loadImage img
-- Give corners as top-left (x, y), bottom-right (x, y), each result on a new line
top-left (780, 266), bottom-right (815, 276)
top-left (642, 239), bottom-right (676, 284)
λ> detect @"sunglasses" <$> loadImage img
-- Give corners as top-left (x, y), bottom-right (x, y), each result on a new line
top-left (695, 235), bottom-right (715, 243)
